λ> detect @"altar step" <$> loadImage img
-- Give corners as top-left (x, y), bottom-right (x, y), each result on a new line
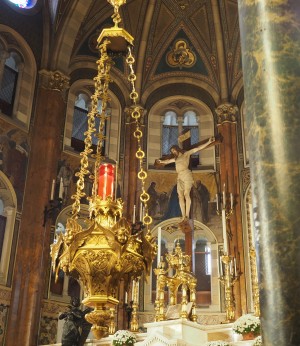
top-left (42, 319), bottom-right (256, 346)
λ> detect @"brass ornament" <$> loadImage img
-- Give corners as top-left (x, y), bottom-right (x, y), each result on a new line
top-left (50, 0), bottom-right (156, 340)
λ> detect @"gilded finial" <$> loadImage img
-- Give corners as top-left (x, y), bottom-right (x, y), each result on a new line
top-left (107, 0), bottom-right (127, 27)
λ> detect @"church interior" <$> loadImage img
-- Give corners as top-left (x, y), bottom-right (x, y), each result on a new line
top-left (0, 0), bottom-right (300, 345)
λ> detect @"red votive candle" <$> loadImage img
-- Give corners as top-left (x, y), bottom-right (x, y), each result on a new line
top-left (98, 163), bottom-right (115, 200)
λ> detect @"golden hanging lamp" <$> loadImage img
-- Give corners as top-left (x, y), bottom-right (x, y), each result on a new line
top-left (50, 0), bottom-right (156, 340)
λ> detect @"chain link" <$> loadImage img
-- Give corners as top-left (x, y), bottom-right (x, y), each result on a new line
top-left (70, 42), bottom-right (152, 231)
top-left (126, 47), bottom-right (152, 230)
top-left (70, 40), bottom-right (112, 218)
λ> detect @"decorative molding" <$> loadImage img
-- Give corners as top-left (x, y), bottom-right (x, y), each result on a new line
top-left (0, 286), bottom-right (11, 305)
top-left (39, 69), bottom-right (70, 93)
top-left (241, 168), bottom-right (251, 195)
top-left (174, 0), bottom-right (191, 10)
top-left (216, 103), bottom-right (238, 124)
top-left (166, 39), bottom-right (196, 69)
top-left (41, 299), bottom-right (69, 318)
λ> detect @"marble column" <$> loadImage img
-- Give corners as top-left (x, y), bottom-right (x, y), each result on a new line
top-left (237, 1), bottom-right (300, 345)
top-left (5, 70), bottom-right (68, 346)
top-left (216, 103), bottom-right (246, 317)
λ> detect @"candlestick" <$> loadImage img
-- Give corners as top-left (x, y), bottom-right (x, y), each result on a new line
top-left (59, 177), bottom-right (63, 199)
top-left (125, 291), bottom-right (128, 304)
top-left (131, 280), bottom-right (135, 301)
top-left (219, 255), bottom-right (223, 276)
top-left (223, 183), bottom-right (226, 207)
top-left (142, 205), bottom-right (145, 221)
top-left (233, 257), bottom-right (237, 277)
top-left (115, 161), bottom-right (118, 200)
top-left (50, 179), bottom-right (55, 200)
top-left (222, 208), bottom-right (228, 253)
top-left (230, 193), bottom-right (234, 209)
top-left (132, 205), bottom-right (136, 224)
top-left (230, 260), bottom-right (233, 275)
top-left (216, 193), bottom-right (219, 211)
top-left (157, 227), bottom-right (161, 265)
top-left (139, 202), bottom-right (143, 221)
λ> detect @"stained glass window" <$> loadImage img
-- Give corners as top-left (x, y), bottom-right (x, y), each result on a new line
top-left (7, 0), bottom-right (36, 9)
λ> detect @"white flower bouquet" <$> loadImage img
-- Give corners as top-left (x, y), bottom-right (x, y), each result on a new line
top-left (253, 335), bottom-right (262, 346)
top-left (112, 330), bottom-right (137, 346)
top-left (232, 314), bottom-right (260, 335)
top-left (204, 341), bottom-right (231, 346)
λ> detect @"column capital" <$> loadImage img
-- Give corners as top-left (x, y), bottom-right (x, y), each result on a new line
top-left (216, 103), bottom-right (238, 125)
top-left (38, 69), bottom-right (69, 92)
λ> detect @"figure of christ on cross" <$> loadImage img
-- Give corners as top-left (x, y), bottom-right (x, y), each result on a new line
top-left (156, 135), bottom-right (220, 221)
top-left (155, 132), bottom-right (221, 267)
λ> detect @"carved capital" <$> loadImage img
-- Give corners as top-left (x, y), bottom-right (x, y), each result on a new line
top-left (38, 69), bottom-right (69, 92)
top-left (216, 103), bottom-right (238, 124)
top-left (125, 104), bottom-right (146, 124)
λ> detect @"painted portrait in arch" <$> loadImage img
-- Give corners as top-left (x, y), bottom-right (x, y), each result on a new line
top-left (145, 171), bottom-right (218, 226)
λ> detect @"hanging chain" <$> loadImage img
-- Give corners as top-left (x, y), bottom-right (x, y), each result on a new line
top-left (126, 46), bottom-right (152, 231)
top-left (107, 0), bottom-right (126, 26)
top-left (70, 39), bottom-right (112, 218)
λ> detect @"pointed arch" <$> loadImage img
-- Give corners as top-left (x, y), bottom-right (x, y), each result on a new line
top-left (0, 171), bottom-right (17, 284)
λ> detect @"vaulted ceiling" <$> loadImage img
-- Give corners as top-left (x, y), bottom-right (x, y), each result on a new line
top-left (48, 0), bottom-right (243, 107)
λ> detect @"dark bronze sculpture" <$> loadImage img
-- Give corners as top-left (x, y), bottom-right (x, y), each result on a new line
top-left (59, 297), bottom-right (92, 346)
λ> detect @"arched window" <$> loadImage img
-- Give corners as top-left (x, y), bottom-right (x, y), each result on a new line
top-left (183, 110), bottom-right (199, 144)
top-left (0, 27), bottom-right (37, 128)
top-left (71, 93), bottom-right (108, 155)
top-left (162, 111), bottom-right (178, 155)
top-left (71, 93), bottom-right (89, 152)
top-left (195, 239), bottom-right (211, 305)
top-left (0, 52), bottom-right (21, 117)
top-left (183, 110), bottom-right (200, 166)
top-left (148, 97), bottom-right (215, 171)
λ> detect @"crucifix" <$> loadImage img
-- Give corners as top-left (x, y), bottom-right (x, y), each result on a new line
top-left (156, 129), bottom-right (222, 267)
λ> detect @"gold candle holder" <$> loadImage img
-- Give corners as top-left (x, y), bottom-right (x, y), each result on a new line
top-left (130, 279), bottom-right (139, 332)
top-left (154, 261), bottom-right (167, 322)
top-left (219, 254), bottom-right (239, 323)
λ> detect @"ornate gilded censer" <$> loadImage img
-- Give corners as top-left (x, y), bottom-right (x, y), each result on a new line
top-left (50, 0), bottom-right (156, 340)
